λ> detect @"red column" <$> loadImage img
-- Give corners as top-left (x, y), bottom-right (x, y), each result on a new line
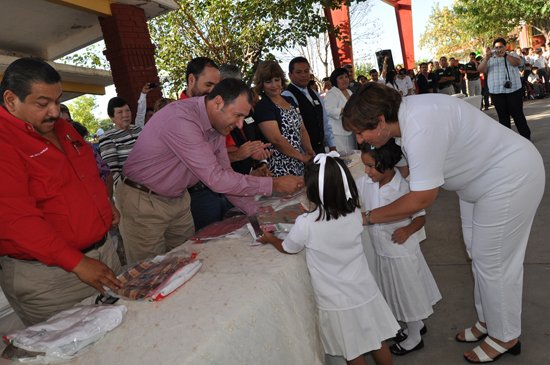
top-left (393, 0), bottom-right (414, 70)
top-left (99, 4), bottom-right (162, 122)
top-left (325, 4), bottom-right (353, 70)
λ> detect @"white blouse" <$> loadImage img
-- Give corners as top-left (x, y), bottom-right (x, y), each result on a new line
top-left (324, 87), bottom-right (353, 136)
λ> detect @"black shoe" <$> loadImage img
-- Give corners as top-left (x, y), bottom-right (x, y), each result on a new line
top-left (390, 339), bottom-right (424, 356)
top-left (393, 324), bottom-right (427, 343)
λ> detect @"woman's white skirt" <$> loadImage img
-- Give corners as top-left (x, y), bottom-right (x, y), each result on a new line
top-left (376, 250), bottom-right (442, 322)
top-left (318, 291), bottom-right (400, 361)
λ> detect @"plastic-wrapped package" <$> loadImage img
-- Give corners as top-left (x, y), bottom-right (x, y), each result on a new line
top-left (191, 215), bottom-right (249, 241)
top-left (107, 250), bottom-right (201, 301)
top-left (256, 202), bottom-right (306, 225)
top-left (2, 305), bottom-right (126, 364)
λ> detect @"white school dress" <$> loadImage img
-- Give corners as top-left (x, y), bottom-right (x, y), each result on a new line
top-left (282, 208), bottom-right (400, 360)
top-left (357, 169), bottom-right (442, 322)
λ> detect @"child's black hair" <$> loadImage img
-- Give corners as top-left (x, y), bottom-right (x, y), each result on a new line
top-left (361, 139), bottom-right (402, 173)
top-left (304, 157), bottom-right (361, 222)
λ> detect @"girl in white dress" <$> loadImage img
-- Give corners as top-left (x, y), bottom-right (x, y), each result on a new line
top-left (356, 140), bottom-right (441, 356)
top-left (258, 152), bottom-right (399, 365)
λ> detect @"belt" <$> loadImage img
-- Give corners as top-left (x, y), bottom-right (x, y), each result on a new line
top-left (122, 175), bottom-right (159, 195)
top-left (188, 181), bottom-right (211, 194)
top-left (468, 77), bottom-right (480, 81)
top-left (81, 234), bottom-right (107, 254)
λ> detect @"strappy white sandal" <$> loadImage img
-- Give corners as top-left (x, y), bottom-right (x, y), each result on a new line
top-left (464, 337), bottom-right (521, 363)
top-left (455, 321), bottom-right (488, 343)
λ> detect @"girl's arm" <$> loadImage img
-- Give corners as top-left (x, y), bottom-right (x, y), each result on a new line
top-left (391, 216), bottom-right (426, 244)
top-left (257, 228), bottom-right (293, 254)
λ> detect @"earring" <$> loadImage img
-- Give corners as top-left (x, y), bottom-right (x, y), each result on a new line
top-left (378, 128), bottom-right (391, 141)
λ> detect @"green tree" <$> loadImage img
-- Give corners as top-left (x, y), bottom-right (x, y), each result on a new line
top-left (355, 62), bottom-right (375, 79)
top-left (66, 95), bottom-right (107, 135)
top-left (419, 4), bottom-right (495, 59)
top-left (455, 0), bottom-right (550, 45)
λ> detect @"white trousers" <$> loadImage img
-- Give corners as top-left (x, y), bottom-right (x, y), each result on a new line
top-left (459, 167), bottom-right (544, 341)
top-left (467, 78), bottom-right (482, 97)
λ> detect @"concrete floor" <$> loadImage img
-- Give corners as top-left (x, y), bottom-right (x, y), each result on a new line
top-left (389, 98), bottom-right (550, 365)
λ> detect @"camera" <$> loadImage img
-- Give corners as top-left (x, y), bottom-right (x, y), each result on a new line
top-left (149, 82), bottom-right (158, 88)
top-left (491, 49), bottom-right (498, 55)
top-left (504, 81), bottom-right (512, 89)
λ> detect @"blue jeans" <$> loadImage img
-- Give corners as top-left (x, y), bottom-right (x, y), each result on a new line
top-left (190, 187), bottom-right (234, 231)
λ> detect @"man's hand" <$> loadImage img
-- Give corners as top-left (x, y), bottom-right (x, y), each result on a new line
top-left (142, 83), bottom-right (153, 94)
top-left (110, 199), bottom-right (120, 230)
top-left (273, 175), bottom-right (305, 195)
top-left (232, 141), bottom-right (270, 162)
top-left (485, 47), bottom-right (492, 59)
top-left (72, 256), bottom-right (123, 294)
top-left (391, 226), bottom-right (412, 244)
top-left (250, 143), bottom-right (273, 161)
top-left (250, 164), bottom-right (273, 177)
top-left (305, 149), bottom-right (316, 160)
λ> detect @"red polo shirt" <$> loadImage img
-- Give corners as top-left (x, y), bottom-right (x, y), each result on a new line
top-left (0, 106), bottom-right (112, 271)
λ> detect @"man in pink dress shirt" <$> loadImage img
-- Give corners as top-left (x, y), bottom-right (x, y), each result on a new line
top-left (118, 78), bottom-right (304, 264)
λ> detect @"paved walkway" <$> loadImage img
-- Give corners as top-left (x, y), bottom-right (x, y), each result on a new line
top-left (390, 98), bottom-right (550, 364)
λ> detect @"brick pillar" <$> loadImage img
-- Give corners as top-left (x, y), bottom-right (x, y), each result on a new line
top-left (99, 4), bottom-right (162, 123)
top-left (325, 4), bottom-right (353, 69)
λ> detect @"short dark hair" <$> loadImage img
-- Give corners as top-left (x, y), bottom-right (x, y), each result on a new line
top-left (449, 57), bottom-right (455, 61)
top-left (322, 76), bottom-right (330, 82)
top-left (207, 78), bottom-right (253, 106)
top-left (330, 68), bottom-right (349, 90)
top-left (307, 80), bottom-right (317, 88)
top-left (60, 104), bottom-right (72, 120)
top-left (71, 121), bottom-right (89, 138)
top-left (470, 52), bottom-right (476, 57)
top-left (439, 56), bottom-right (447, 61)
top-left (427, 61), bottom-right (433, 66)
top-left (493, 37), bottom-right (506, 47)
top-left (361, 139), bottom-right (402, 173)
top-left (146, 107), bottom-right (154, 113)
top-left (532, 66), bottom-right (539, 70)
top-left (289, 57), bottom-right (310, 73)
top-left (107, 97), bottom-right (129, 117)
top-left (304, 157), bottom-right (361, 222)
top-left (343, 64), bottom-right (353, 70)
top-left (0, 58), bottom-right (61, 107)
top-left (342, 82), bottom-right (402, 132)
top-left (357, 75), bottom-right (367, 82)
top-left (419, 62), bottom-right (428, 68)
top-left (219, 63), bottom-right (242, 80)
top-left (398, 68), bottom-right (407, 75)
top-left (369, 69), bottom-right (378, 75)
top-left (185, 57), bottom-right (218, 83)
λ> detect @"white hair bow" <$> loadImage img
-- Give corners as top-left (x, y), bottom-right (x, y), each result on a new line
top-left (313, 151), bottom-right (352, 205)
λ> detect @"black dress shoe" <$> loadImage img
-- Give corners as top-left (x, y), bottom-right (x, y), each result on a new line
top-left (393, 324), bottom-right (427, 343)
top-left (389, 339), bottom-right (424, 356)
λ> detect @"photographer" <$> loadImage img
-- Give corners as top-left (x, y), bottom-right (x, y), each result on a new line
top-left (478, 38), bottom-right (530, 140)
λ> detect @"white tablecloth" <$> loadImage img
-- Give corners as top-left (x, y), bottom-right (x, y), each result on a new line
top-left (67, 240), bottom-right (324, 365)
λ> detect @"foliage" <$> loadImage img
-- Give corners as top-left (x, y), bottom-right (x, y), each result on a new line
top-left (66, 95), bottom-right (110, 135)
top-left (355, 61), bottom-right (375, 79)
top-left (60, 42), bottom-right (110, 70)
top-left (149, 0), bottom-right (369, 96)
top-left (455, 0), bottom-right (550, 45)
top-left (419, 4), bottom-right (498, 59)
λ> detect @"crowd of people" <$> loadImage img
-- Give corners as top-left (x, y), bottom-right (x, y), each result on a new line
top-left (0, 35), bottom-right (546, 364)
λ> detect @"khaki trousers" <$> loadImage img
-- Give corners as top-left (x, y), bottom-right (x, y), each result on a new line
top-left (438, 85), bottom-right (454, 95)
top-left (116, 180), bottom-right (195, 265)
top-left (0, 235), bottom-right (122, 327)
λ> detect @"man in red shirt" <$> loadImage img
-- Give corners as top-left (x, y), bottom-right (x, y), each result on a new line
top-left (179, 57), bottom-right (220, 100)
top-left (0, 58), bottom-right (122, 326)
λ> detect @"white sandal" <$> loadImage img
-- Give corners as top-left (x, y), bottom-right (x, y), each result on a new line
top-left (464, 337), bottom-right (521, 363)
top-left (455, 321), bottom-right (488, 343)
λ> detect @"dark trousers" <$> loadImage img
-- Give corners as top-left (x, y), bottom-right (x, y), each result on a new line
top-left (190, 186), bottom-right (234, 231)
top-left (482, 86), bottom-right (490, 108)
top-left (490, 89), bottom-right (531, 140)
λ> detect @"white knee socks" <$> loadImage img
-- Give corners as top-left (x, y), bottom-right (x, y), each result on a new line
top-left (399, 320), bottom-right (424, 350)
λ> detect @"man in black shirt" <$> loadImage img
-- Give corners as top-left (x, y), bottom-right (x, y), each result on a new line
top-left (282, 57), bottom-right (336, 154)
top-left (416, 62), bottom-right (436, 94)
top-left (465, 52), bottom-right (482, 97)
top-left (449, 57), bottom-right (463, 94)
top-left (434, 57), bottom-right (455, 95)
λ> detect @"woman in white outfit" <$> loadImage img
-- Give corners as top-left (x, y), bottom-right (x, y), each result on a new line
top-left (343, 82), bottom-right (544, 364)
top-left (324, 68), bottom-right (356, 151)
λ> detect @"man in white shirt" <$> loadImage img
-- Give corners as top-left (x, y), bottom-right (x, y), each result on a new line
top-left (396, 68), bottom-right (414, 96)
top-left (527, 67), bottom-right (544, 97)
top-left (533, 48), bottom-right (549, 92)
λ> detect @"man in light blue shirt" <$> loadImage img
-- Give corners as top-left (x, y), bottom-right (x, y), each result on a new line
top-left (281, 57), bottom-right (336, 153)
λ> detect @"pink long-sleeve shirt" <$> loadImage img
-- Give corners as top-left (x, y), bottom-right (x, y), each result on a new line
top-left (123, 96), bottom-right (272, 215)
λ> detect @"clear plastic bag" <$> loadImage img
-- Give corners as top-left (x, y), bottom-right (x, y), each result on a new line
top-left (2, 305), bottom-right (126, 363)
top-left (106, 249), bottom-right (201, 301)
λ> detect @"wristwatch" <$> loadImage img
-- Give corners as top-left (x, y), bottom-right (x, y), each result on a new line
top-left (365, 210), bottom-right (373, 225)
